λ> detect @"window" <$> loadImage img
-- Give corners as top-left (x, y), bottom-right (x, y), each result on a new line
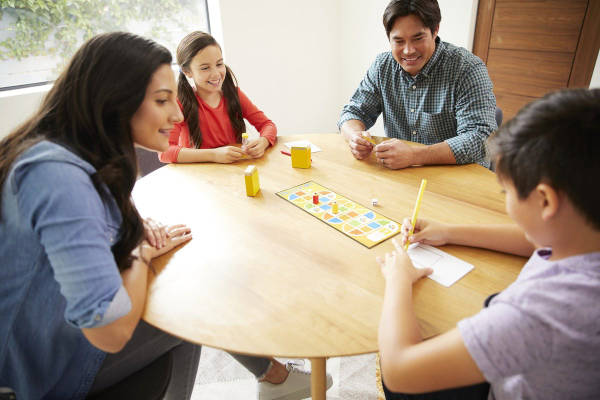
top-left (0, 0), bottom-right (210, 90)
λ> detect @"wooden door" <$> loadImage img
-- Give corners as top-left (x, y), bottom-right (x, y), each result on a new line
top-left (473, 0), bottom-right (600, 122)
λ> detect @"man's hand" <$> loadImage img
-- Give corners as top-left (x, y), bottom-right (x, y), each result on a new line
top-left (347, 131), bottom-right (374, 160)
top-left (374, 139), bottom-right (415, 169)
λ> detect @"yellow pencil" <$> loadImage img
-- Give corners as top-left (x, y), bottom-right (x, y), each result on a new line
top-left (405, 179), bottom-right (427, 250)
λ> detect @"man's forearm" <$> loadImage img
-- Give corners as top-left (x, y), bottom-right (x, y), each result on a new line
top-left (340, 120), bottom-right (366, 142)
top-left (411, 141), bottom-right (456, 166)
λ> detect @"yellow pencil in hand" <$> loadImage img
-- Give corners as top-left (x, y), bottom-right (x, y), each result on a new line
top-left (405, 179), bottom-right (427, 250)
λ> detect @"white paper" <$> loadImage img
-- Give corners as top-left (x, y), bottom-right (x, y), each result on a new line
top-left (284, 140), bottom-right (322, 152)
top-left (407, 244), bottom-right (474, 287)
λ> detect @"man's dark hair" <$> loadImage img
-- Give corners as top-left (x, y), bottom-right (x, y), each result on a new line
top-left (383, 0), bottom-right (441, 38)
top-left (488, 88), bottom-right (600, 230)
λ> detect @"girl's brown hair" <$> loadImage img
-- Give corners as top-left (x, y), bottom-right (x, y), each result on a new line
top-left (176, 31), bottom-right (245, 148)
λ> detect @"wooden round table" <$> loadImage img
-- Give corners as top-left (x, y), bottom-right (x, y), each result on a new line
top-left (132, 134), bottom-right (525, 399)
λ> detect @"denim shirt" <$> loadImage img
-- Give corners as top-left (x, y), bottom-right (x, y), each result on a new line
top-left (339, 37), bottom-right (497, 167)
top-left (0, 141), bottom-right (131, 399)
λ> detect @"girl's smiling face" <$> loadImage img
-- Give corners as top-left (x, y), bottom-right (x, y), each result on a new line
top-left (184, 44), bottom-right (227, 98)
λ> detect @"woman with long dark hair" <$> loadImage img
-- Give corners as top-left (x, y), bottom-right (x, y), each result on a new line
top-left (0, 32), bottom-right (198, 399)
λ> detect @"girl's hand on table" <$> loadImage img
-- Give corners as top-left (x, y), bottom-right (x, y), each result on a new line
top-left (244, 137), bottom-right (269, 158)
top-left (401, 218), bottom-right (451, 248)
top-left (213, 146), bottom-right (245, 163)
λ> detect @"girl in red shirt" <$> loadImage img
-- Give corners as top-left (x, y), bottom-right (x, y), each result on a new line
top-left (159, 31), bottom-right (277, 163)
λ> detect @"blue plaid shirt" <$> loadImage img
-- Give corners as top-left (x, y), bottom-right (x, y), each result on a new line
top-left (339, 38), bottom-right (496, 166)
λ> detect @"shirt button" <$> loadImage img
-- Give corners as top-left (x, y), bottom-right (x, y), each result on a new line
top-left (410, 108), bottom-right (415, 113)
top-left (412, 85), bottom-right (416, 90)
top-left (412, 130), bottom-right (417, 135)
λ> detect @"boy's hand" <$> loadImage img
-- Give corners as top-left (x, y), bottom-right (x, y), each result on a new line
top-left (377, 238), bottom-right (432, 284)
top-left (244, 137), bottom-right (270, 158)
top-left (401, 218), bottom-right (450, 248)
top-left (213, 146), bottom-right (245, 163)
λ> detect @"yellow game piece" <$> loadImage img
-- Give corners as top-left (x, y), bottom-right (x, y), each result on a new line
top-left (332, 201), bottom-right (338, 214)
top-left (244, 165), bottom-right (260, 196)
top-left (291, 146), bottom-right (311, 168)
top-left (362, 132), bottom-right (376, 145)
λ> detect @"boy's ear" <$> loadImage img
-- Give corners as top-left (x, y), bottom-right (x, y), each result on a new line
top-left (536, 183), bottom-right (560, 221)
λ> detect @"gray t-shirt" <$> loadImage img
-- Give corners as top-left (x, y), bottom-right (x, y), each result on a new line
top-left (458, 249), bottom-right (600, 400)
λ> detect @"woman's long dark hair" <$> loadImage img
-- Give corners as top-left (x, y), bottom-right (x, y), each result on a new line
top-left (176, 31), bottom-right (245, 148)
top-left (0, 32), bottom-right (172, 271)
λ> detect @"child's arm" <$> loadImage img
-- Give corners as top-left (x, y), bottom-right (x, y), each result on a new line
top-left (239, 89), bottom-right (277, 158)
top-left (378, 239), bottom-right (486, 393)
top-left (175, 146), bottom-right (245, 163)
top-left (403, 218), bottom-right (535, 257)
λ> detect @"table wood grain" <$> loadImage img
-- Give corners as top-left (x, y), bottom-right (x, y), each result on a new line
top-left (132, 134), bottom-right (525, 399)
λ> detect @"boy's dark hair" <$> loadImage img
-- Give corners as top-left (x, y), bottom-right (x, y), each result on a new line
top-left (488, 88), bottom-right (600, 230)
top-left (176, 31), bottom-right (245, 148)
top-left (383, 0), bottom-right (441, 38)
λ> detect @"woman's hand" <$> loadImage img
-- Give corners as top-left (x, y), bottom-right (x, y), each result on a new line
top-left (138, 224), bottom-right (192, 261)
top-left (143, 218), bottom-right (168, 249)
top-left (377, 238), bottom-right (432, 284)
top-left (212, 146), bottom-right (245, 163)
top-left (244, 137), bottom-right (270, 158)
top-left (401, 218), bottom-right (450, 248)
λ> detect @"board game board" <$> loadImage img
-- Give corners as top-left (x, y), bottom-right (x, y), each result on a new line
top-left (276, 181), bottom-right (400, 248)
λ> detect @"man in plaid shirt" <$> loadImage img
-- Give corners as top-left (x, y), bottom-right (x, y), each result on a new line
top-left (339, 0), bottom-right (496, 169)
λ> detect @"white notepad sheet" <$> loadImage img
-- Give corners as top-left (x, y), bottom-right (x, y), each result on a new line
top-left (284, 140), bottom-right (322, 152)
top-left (407, 244), bottom-right (474, 287)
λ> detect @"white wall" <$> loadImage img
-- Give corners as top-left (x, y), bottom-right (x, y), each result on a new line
top-left (218, 0), bottom-right (342, 135)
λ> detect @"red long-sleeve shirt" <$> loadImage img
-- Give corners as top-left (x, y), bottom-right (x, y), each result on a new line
top-left (159, 88), bottom-right (277, 163)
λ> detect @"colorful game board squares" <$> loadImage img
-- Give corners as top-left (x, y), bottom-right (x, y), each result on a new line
top-left (361, 226), bottom-right (373, 233)
top-left (349, 229), bottom-right (363, 235)
top-left (347, 211), bottom-right (358, 217)
top-left (368, 222), bottom-right (381, 229)
top-left (339, 214), bottom-right (350, 221)
top-left (320, 204), bottom-right (331, 210)
top-left (364, 211), bottom-right (375, 219)
top-left (328, 218), bottom-right (342, 224)
top-left (348, 220), bottom-right (361, 227)
top-left (289, 194), bottom-right (299, 200)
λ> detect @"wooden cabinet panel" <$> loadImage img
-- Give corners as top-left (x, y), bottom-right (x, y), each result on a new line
top-left (494, 91), bottom-right (538, 122)
top-left (490, 0), bottom-right (587, 52)
top-left (487, 48), bottom-right (572, 97)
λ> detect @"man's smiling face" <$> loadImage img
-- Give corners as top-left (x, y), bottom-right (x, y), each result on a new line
top-left (389, 14), bottom-right (438, 76)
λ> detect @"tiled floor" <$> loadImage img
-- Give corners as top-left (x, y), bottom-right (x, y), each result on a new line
top-left (192, 346), bottom-right (378, 399)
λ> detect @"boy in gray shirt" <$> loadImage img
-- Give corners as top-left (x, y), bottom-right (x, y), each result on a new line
top-left (377, 87), bottom-right (600, 399)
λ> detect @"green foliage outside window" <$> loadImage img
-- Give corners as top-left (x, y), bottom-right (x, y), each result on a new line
top-left (0, 0), bottom-right (200, 62)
